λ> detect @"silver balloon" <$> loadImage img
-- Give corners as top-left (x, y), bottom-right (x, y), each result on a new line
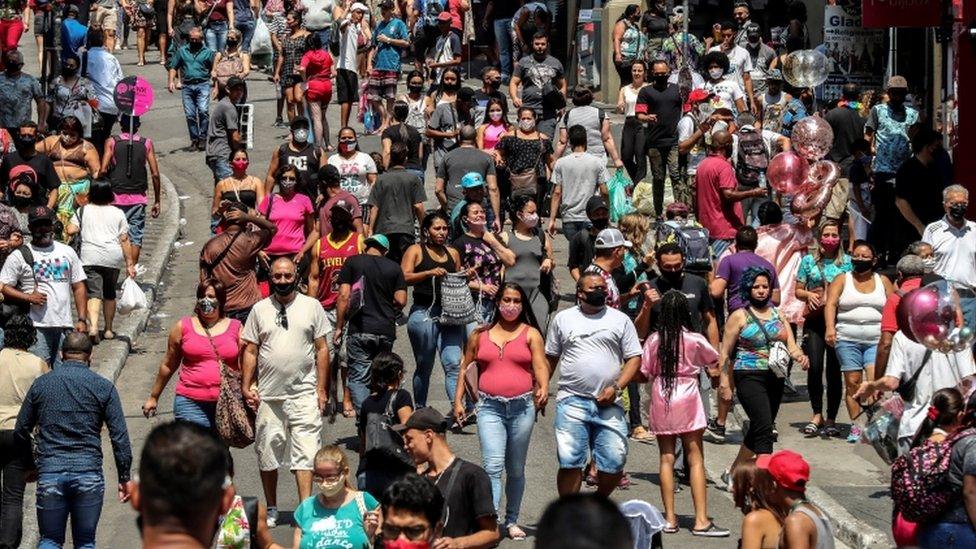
top-left (782, 49), bottom-right (830, 88)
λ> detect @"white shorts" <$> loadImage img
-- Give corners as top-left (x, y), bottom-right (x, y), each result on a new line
top-left (255, 392), bottom-right (322, 471)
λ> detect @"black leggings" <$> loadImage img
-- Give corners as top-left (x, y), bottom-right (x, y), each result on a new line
top-left (734, 370), bottom-right (785, 455)
top-left (620, 117), bottom-right (647, 185)
top-left (803, 316), bottom-right (842, 420)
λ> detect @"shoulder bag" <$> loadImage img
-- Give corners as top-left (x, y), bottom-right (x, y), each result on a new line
top-left (744, 307), bottom-right (791, 378)
top-left (462, 332), bottom-right (481, 403)
top-left (208, 322), bottom-right (256, 448)
top-left (436, 271), bottom-right (479, 326)
top-left (896, 349), bottom-right (933, 403)
top-left (509, 137), bottom-right (547, 197)
top-left (363, 389), bottom-right (414, 468)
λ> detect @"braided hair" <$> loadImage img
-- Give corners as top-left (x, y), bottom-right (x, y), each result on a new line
top-left (656, 290), bottom-right (694, 404)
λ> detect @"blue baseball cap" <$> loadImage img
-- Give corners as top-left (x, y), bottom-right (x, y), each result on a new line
top-left (460, 172), bottom-right (485, 189)
top-left (365, 234), bottom-right (390, 252)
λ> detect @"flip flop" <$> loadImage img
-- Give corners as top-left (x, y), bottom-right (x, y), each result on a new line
top-left (507, 525), bottom-right (527, 541)
top-left (822, 424), bottom-right (841, 438)
top-left (801, 422), bottom-right (821, 437)
top-left (662, 523), bottom-right (679, 534)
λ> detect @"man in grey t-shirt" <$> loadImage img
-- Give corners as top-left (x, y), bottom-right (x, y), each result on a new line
top-left (510, 33), bottom-right (566, 138)
top-left (367, 143), bottom-right (427, 263)
top-left (435, 125), bottom-right (499, 225)
top-left (205, 77), bottom-right (244, 183)
top-left (547, 125), bottom-right (608, 239)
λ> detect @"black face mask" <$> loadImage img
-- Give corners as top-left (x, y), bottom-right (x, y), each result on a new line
top-left (10, 195), bottom-right (30, 208)
top-left (189, 41), bottom-right (203, 51)
top-left (652, 75), bottom-right (669, 86)
top-left (591, 217), bottom-right (610, 230)
top-left (661, 270), bottom-right (683, 284)
top-left (442, 82), bottom-right (460, 92)
top-left (4, 61), bottom-right (21, 73)
top-left (949, 204), bottom-right (968, 221)
top-left (271, 280), bottom-right (297, 297)
top-left (748, 295), bottom-right (769, 308)
top-left (15, 135), bottom-right (35, 150)
top-left (61, 66), bottom-right (78, 77)
top-left (408, 84), bottom-right (424, 94)
top-left (31, 229), bottom-right (53, 245)
top-left (852, 259), bottom-right (874, 274)
top-left (226, 40), bottom-right (239, 48)
top-left (581, 289), bottom-right (607, 307)
top-left (487, 79), bottom-right (501, 91)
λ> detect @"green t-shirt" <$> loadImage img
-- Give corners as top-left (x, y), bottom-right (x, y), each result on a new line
top-left (294, 492), bottom-right (380, 549)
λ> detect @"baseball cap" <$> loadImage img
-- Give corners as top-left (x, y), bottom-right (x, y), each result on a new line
top-left (27, 205), bottom-right (55, 227)
top-left (350, 2), bottom-right (369, 13)
top-left (683, 89), bottom-right (714, 113)
top-left (665, 202), bottom-right (690, 216)
top-left (460, 172), bottom-right (485, 189)
top-left (365, 234), bottom-right (390, 252)
top-left (595, 228), bottom-right (632, 250)
top-left (437, 11), bottom-right (452, 23)
top-left (378, 0), bottom-right (394, 8)
top-left (757, 450), bottom-right (810, 493)
top-left (330, 198), bottom-right (356, 215)
top-left (67, 4), bottom-right (80, 15)
top-left (766, 68), bottom-right (783, 82)
top-left (744, 22), bottom-right (761, 37)
top-left (887, 75), bottom-right (908, 90)
top-left (8, 165), bottom-right (37, 189)
top-left (225, 76), bottom-right (246, 90)
top-left (392, 407), bottom-right (449, 433)
top-left (585, 196), bottom-right (609, 216)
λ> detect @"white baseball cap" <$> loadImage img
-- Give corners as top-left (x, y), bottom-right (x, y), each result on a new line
top-left (350, 2), bottom-right (369, 12)
top-left (595, 228), bottom-right (632, 250)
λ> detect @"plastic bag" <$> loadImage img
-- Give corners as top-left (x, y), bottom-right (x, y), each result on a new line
top-left (250, 17), bottom-right (273, 56)
top-left (118, 277), bottom-right (148, 315)
top-left (861, 396), bottom-right (904, 465)
top-left (608, 168), bottom-right (635, 223)
top-left (631, 180), bottom-right (655, 216)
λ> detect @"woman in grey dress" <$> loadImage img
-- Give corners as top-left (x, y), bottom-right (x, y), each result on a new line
top-left (499, 194), bottom-right (554, 334)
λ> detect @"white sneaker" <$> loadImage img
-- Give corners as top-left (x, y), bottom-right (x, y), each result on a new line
top-left (266, 506), bottom-right (278, 528)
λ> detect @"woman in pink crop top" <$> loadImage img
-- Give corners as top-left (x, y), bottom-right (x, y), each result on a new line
top-left (142, 279), bottom-right (242, 431)
top-left (477, 97), bottom-right (513, 157)
top-left (453, 283), bottom-right (549, 541)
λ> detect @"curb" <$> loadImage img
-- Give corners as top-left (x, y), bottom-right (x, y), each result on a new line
top-left (18, 173), bottom-right (182, 549)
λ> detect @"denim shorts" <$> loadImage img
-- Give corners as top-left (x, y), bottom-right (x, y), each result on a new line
top-left (554, 395), bottom-right (628, 474)
top-left (173, 394), bottom-right (217, 431)
top-left (118, 203), bottom-right (146, 247)
top-left (834, 340), bottom-right (877, 372)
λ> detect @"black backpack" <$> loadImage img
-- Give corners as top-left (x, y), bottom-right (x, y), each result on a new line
top-left (363, 390), bottom-right (414, 468)
top-left (736, 128), bottom-right (768, 187)
top-left (0, 245), bottom-right (34, 326)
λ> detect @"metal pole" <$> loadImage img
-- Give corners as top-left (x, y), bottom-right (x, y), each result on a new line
top-left (127, 115), bottom-right (134, 178)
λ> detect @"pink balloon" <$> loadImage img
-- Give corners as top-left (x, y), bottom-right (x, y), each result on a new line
top-left (792, 116), bottom-right (834, 161)
top-left (903, 280), bottom-right (973, 352)
top-left (896, 289), bottom-right (922, 342)
top-left (790, 181), bottom-right (834, 219)
top-left (807, 159), bottom-right (841, 188)
top-left (767, 151), bottom-right (809, 194)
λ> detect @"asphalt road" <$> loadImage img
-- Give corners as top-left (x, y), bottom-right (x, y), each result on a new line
top-left (28, 42), bottom-right (754, 547)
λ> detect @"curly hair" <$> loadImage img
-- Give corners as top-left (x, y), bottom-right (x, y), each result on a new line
top-left (738, 266), bottom-right (773, 304)
top-left (2, 314), bottom-right (36, 350)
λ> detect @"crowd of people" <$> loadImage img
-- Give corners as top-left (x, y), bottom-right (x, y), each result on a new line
top-left (0, 0), bottom-right (972, 548)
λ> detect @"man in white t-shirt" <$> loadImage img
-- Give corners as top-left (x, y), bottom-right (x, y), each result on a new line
top-left (545, 272), bottom-right (642, 497)
top-left (336, 2), bottom-right (370, 128)
top-left (707, 21), bottom-right (755, 113)
top-left (0, 206), bottom-right (87, 367)
top-left (855, 330), bottom-right (976, 455)
top-left (241, 257), bottom-right (331, 528)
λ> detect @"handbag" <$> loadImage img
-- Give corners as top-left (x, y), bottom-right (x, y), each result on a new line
top-left (463, 362), bottom-right (479, 402)
top-left (208, 323), bottom-right (256, 448)
top-left (0, 246), bottom-right (33, 326)
top-left (363, 389), bottom-right (414, 468)
top-left (435, 272), bottom-right (479, 326)
top-left (744, 307), bottom-right (791, 378)
top-left (510, 137), bottom-right (547, 197)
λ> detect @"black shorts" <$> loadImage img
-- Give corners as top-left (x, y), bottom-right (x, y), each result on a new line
top-left (83, 265), bottom-right (120, 300)
top-left (280, 74), bottom-right (303, 90)
top-left (336, 68), bottom-right (359, 104)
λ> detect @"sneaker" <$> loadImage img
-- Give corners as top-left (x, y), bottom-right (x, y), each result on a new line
top-left (266, 506), bottom-right (278, 528)
top-left (705, 418), bottom-right (726, 443)
top-left (720, 469), bottom-right (733, 493)
top-left (772, 423), bottom-right (779, 442)
top-left (847, 425), bottom-right (862, 444)
top-left (692, 522), bottom-right (731, 537)
top-left (273, 118), bottom-right (286, 128)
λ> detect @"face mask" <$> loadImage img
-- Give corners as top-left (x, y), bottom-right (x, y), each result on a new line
top-left (231, 159), bottom-right (249, 171)
top-left (709, 68), bottom-right (724, 80)
top-left (197, 297), bottom-right (218, 314)
top-left (748, 295), bottom-right (769, 308)
top-left (819, 236), bottom-right (840, 251)
top-left (581, 289), bottom-right (607, 307)
top-left (31, 230), bottom-right (53, 244)
top-left (653, 75), bottom-right (668, 86)
top-left (489, 111), bottom-right (503, 122)
top-left (10, 195), bottom-right (30, 208)
top-left (226, 40), bottom-right (239, 48)
top-left (922, 257), bottom-right (936, 271)
top-left (661, 270), bottom-right (683, 283)
top-left (279, 179), bottom-right (297, 191)
top-left (61, 66), bottom-right (77, 77)
top-left (518, 120), bottom-right (535, 132)
top-left (466, 219), bottom-right (486, 231)
top-left (408, 84), bottom-right (424, 94)
top-left (383, 540), bottom-right (430, 549)
top-left (949, 204), bottom-right (968, 221)
top-left (852, 259), bottom-right (873, 273)
top-left (442, 82), bottom-right (460, 92)
top-left (60, 134), bottom-right (78, 147)
top-left (271, 280), bottom-right (297, 297)
top-left (748, 36), bottom-right (760, 45)
top-left (499, 304), bottom-right (521, 321)
top-left (340, 140), bottom-right (357, 153)
top-left (591, 217), bottom-right (610, 231)
top-left (15, 135), bottom-right (34, 149)
top-left (4, 60), bottom-right (21, 72)
top-left (519, 212), bottom-right (539, 228)
top-left (487, 79), bottom-right (501, 91)
top-left (293, 129), bottom-right (309, 143)
top-left (319, 476), bottom-right (345, 497)
top-left (189, 41), bottom-right (203, 51)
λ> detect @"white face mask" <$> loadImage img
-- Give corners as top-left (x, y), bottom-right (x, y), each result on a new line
top-left (518, 119), bottom-right (535, 132)
top-left (319, 475), bottom-right (345, 497)
top-left (709, 68), bottom-right (724, 80)
top-left (489, 111), bottom-right (503, 122)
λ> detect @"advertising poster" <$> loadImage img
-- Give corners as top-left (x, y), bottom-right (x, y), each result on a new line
top-left (821, 4), bottom-right (885, 100)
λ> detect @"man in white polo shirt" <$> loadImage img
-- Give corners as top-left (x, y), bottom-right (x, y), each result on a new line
top-left (922, 184), bottom-right (976, 328)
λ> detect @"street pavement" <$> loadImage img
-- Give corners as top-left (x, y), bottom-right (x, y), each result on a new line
top-left (17, 38), bottom-right (863, 547)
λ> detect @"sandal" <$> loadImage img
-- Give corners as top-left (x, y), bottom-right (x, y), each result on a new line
top-left (822, 424), bottom-right (841, 438)
top-left (692, 522), bottom-right (730, 537)
top-left (103, 330), bottom-right (116, 340)
top-left (801, 422), bottom-right (821, 437)
top-left (507, 524), bottom-right (527, 540)
top-left (662, 523), bottom-right (679, 534)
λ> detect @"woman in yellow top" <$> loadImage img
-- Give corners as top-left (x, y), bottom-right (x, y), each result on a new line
top-left (36, 116), bottom-right (100, 240)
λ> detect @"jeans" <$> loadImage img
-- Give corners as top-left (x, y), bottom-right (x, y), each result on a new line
top-left (406, 305), bottom-right (464, 408)
top-left (346, 332), bottom-right (394, 411)
top-left (734, 370), bottom-right (785, 455)
top-left (738, 185), bottom-right (766, 226)
top-left (834, 340), bottom-right (877, 372)
top-left (236, 19), bottom-right (255, 53)
top-left (647, 145), bottom-right (680, 215)
top-left (0, 430), bottom-right (29, 549)
top-left (36, 472), bottom-right (105, 549)
top-left (181, 82), bottom-right (211, 142)
top-left (476, 392), bottom-right (535, 526)
top-left (31, 327), bottom-right (69, 368)
top-left (555, 396), bottom-right (628, 473)
top-left (918, 521), bottom-right (976, 547)
top-left (204, 20), bottom-right (228, 52)
top-left (313, 27), bottom-right (330, 49)
top-left (562, 221), bottom-right (589, 244)
top-left (960, 297), bottom-right (976, 342)
top-left (118, 203), bottom-right (146, 247)
top-left (206, 155), bottom-right (233, 183)
top-left (493, 18), bottom-right (513, 78)
top-left (91, 111), bottom-right (117, 156)
top-left (173, 394), bottom-right (217, 431)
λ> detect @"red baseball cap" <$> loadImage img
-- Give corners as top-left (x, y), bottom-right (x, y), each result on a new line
top-left (683, 89), bottom-right (714, 113)
top-left (757, 450), bottom-right (810, 493)
top-left (8, 164), bottom-right (37, 190)
top-left (437, 11), bottom-right (452, 23)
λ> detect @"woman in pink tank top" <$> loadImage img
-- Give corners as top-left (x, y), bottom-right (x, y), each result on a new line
top-left (477, 97), bottom-right (513, 156)
top-left (142, 279), bottom-right (243, 431)
top-left (453, 283), bottom-right (549, 541)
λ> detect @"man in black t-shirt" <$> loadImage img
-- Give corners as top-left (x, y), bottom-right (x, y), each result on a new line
top-left (1, 121), bottom-right (58, 207)
top-left (567, 196), bottom-right (609, 280)
top-left (635, 59), bottom-right (683, 215)
top-left (334, 234), bottom-right (407, 410)
top-left (637, 242), bottom-right (719, 346)
top-left (895, 128), bottom-right (948, 258)
top-left (397, 407), bottom-right (499, 547)
top-left (472, 66), bottom-right (508, 123)
top-left (263, 117), bottom-right (324, 199)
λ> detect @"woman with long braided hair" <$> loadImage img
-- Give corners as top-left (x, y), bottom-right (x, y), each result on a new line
top-left (636, 290), bottom-right (730, 537)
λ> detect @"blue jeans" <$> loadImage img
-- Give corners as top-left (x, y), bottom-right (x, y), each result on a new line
top-left (181, 82), bottom-right (211, 142)
top-left (918, 521), bottom-right (976, 547)
top-left (406, 305), bottom-right (464, 408)
top-left (173, 394), bottom-right (217, 431)
top-left (346, 332), bottom-right (394, 411)
top-left (204, 20), bottom-right (228, 52)
top-left (313, 27), bottom-right (330, 49)
top-left (118, 203), bottom-right (146, 247)
top-left (555, 395), bottom-right (628, 474)
top-left (237, 19), bottom-right (256, 53)
top-left (833, 340), bottom-right (877, 372)
top-left (562, 221), bottom-right (589, 244)
top-left (493, 18), bottom-right (513, 79)
top-left (476, 392), bottom-right (535, 526)
top-left (36, 472), bottom-right (104, 549)
top-left (960, 297), bottom-right (976, 345)
top-left (206, 155), bottom-right (233, 183)
top-left (30, 327), bottom-right (68, 368)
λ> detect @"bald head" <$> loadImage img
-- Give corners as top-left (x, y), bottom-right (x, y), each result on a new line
top-left (62, 331), bottom-right (93, 360)
top-left (459, 125), bottom-right (477, 143)
top-left (710, 130), bottom-right (732, 150)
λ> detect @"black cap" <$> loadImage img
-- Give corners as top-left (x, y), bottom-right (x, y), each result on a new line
top-left (27, 206), bottom-right (55, 227)
top-left (290, 116), bottom-right (310, 131)
top-left (586, 196), bottom-right (609, 216)
top-left (226, 76), bottom-right (246, 90)
top-left (392, 407), bottom-right (449, 434)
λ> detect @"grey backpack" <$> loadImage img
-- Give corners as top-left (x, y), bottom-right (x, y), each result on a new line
top-left (436, 272), bottom-right (479, 325)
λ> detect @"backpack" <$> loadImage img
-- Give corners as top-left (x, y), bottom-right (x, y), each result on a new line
top-left (436, 272), bottom-right (479, 325)
top-left (736, 128), bottom-right (768, 187)
top-left (363, 389), bottom-right (414, 468)
top-left (0, 245), bottom-right (34, 326)
top-left (655, 220), bottom-right (711, 271)
top-left (422, 0), bottom-right (444, 27)
top-left (890, 428), bottom-right (976, 522)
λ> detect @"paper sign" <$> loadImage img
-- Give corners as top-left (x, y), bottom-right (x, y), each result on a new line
top-left (114, 76), bottom-right (154, 117)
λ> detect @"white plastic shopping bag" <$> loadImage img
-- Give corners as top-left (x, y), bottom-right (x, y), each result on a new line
top-left (118, 277), bottom-right (148, 315)
top-left (250, 17), bottom-right (273, 56)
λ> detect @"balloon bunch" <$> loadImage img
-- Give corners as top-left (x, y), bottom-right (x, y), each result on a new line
top-left (767, 116), bottom-right (840, 220)
top-left (896, 280), bottom-right (975, 353)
